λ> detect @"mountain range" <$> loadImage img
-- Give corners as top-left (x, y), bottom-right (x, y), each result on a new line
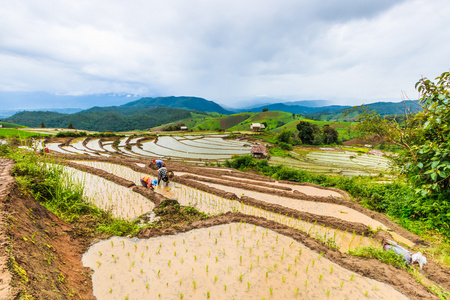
top-left (2, 96), bottom-right (420, 132)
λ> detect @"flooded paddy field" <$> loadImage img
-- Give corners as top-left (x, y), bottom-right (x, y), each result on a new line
top-left (63, 165), bottom-right (154, 219)
top-left (270, 149), bottom-right (391, 177)
top-left (83, 224), bottom-right (408, 300)
top-left (41, 134), bottom-right (253, 163)
top-left (67, 159), bottom-right (412, 251)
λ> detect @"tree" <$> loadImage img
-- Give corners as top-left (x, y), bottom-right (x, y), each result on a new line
top-left (40, 122), bottom-right (45, 128)
top-left (356, 71), bottom-right (450, 232)
top-left (296, 121), bottom-right (319, 144)
top-left (68, 123), bottom-right (74, 129)
top-left (276, 130), bottom-right (291, 144)
top-left (262, 108), bottom-right (268, 112)
top-left (322, 125), bottom-right (339, 144)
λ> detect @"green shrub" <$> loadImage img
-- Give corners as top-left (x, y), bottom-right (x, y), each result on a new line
top-left (278, 142), bottom-right (293, 151)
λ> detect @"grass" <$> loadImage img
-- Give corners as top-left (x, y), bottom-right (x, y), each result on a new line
top-left (5, 147), bottom-right (141, 236)
top-left (347, 246), bottom-right (407, 269)
top-left (268, 147), bottom-right (291, 157)
top-left (341, 146), bottom-right (370, 153)
top-left (0, 128), bottom-right (48, 138)
top-left (0, 121), bottom-right (24, 128)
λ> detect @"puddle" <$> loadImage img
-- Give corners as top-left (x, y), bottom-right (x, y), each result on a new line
top-left (62, 165), bottom-right (154, 219)
top-left (83, 224), bottom-right (408, 300)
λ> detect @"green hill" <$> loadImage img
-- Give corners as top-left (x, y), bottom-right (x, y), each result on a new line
top-left (227, 111), bottom-right (296, 131)
top-left (272, 118), bottom-right (358, 141)
top-left (0, 121), bottom-right (24, 128)
top-left (4, 107), bottom-right (195, 132)
top-left (122, 96), bottom-right (232, 115)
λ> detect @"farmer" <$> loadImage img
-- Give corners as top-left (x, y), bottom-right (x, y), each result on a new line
top-left (140, 175), bottom-right (154, 190)
top-left (153, 159), bottom-right (166, 168)
top-left (157, 166), bottom-right (170, 185)
top-left (383, 239), bottom-right (427, 269)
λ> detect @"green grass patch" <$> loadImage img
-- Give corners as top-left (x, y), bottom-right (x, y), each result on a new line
top-left (0, 121), bottom-right (24, 128)
top-left (0, 128), bottom-right (48, 139)
top-left (348, 246), bottom-right (407, 269)
top-left (341, 147), bottom-right (370, 153)
top-left (268, 147), bottom-right (290, 157)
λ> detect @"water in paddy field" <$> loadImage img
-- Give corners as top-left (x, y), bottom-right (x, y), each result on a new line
top-left (83, 223), bottom-right (409, 300)
top-left (62, 165), bottom-right (154, 219)
top-left (69, 160), bottom-right (414, 248)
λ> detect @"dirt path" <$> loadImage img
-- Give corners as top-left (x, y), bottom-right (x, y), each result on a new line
top-left (0, 158), bottom-right (15, 299)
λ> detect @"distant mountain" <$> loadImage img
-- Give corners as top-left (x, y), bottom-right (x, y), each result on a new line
top-left (0, 108), bottom-right (82, 119)
top-left (307, 100), bottom-right (421, 120)
top-left (248, 103), bottom-right (350, 114)
top-left (283, 100), bottom-right (331, 107)
top-left (4, 107), bottom-right (196, 132)
top-left (244, 100), bottom-right (420, 119)
top-left (360, 100), bottom-right (421, 115)
top-left (122, 96), bottom-right (232, 114)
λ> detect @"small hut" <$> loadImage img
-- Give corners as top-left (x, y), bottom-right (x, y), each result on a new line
top-left (251, 145), bottom-right (268, 159)
top-left (180, 126), bottom-right (188, 131)
top-left (250, 123), bottom-right (265, 132)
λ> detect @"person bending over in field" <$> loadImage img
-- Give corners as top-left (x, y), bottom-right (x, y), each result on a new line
top-left (157, 166), bottom-right (170, 186)
top-left (140, 175), bottom-right (154, 190)
top-left (153, 159), bottom-right (166, 168)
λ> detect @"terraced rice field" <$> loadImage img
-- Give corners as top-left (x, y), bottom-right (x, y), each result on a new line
top-left (83, 224), bottom-right (407, 300)
top-left (270, 149), bottom-right (391, 177)
top-left (5, 134), bottom-right (443, 299)
top-left (48, 155), bottom-right (433, 299)
top-left (43, 134), bottom-right (252, 162)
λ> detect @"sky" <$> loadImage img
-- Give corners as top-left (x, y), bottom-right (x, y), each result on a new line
top-left (1, 0), bottom-right (449, 109)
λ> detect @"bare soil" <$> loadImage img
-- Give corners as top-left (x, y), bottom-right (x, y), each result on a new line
top-left (0, 158), bottom-right (96, 299)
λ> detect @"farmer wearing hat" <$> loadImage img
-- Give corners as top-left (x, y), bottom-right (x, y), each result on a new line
top-left (152, 159), bottom-right (165, 168)
top-left (140, 175), bottom-right (154, 190)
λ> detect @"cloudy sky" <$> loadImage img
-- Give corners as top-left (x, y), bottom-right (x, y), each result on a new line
top-left (1, 0), bottom-right (449, 109)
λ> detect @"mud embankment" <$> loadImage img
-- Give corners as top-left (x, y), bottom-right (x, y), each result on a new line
top-left (1, 158), bottom-right (95, 299)
top-left (0, 159), bottom-right (15, 299)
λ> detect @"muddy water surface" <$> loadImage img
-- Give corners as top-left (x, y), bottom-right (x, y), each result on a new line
top-left (63, 166), bottom-right (154, 219)
top-left (83, 224), bottom-right (408, 300)
top-left (199, 181), bottom-right (386, 229)
top-left (69, 161), bottom-right (406, 250)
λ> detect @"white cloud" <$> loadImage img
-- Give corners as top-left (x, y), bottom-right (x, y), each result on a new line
top-left (0, 0), bottom-right (449, 108)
